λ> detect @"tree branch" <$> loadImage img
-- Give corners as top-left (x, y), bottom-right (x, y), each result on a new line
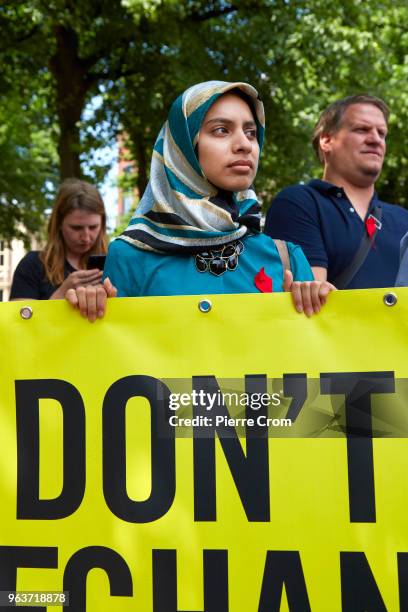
top-left (0, 23), bottom-right (41, 52)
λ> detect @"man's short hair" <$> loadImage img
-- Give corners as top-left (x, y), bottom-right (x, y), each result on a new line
top-left (312, 94), bottom-right (390, 164)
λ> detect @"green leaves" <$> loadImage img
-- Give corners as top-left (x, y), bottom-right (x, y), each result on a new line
top-left (1, 0), bottom-right (408, 243)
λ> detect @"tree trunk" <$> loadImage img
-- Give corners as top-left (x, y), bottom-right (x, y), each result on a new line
top-left (136, 139), bottom-right (149, 196)
top-left (49, 25), bottom-right (97, 180)
top-left (58, 119), bottom-right (82, 179)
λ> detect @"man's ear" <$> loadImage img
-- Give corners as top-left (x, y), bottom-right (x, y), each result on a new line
top-left (319, 132), bottom-right (333, 154)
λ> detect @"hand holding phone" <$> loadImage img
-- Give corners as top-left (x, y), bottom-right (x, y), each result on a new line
top-left (87, 254), bottom-right (106, 271)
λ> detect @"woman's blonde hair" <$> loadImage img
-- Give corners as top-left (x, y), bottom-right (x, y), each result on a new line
top-left (41, 179), bottom-right (108, 285)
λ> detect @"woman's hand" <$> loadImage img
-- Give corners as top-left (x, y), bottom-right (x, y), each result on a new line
top-left (50, 269), bottom-right (103, 300)
top-left (65, 278), bottom-right (117, 322)
top-left (283, 270), bottom-right (336, 316)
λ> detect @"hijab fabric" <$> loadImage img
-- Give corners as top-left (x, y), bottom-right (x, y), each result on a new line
top-left (120, 80), bottom-right (265, 254)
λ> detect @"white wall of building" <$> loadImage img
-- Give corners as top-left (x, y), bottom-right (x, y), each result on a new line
top-left (0, 238), bottom-right (41, 301)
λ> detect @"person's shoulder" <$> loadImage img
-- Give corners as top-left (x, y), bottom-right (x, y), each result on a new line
top-left (380, 200), bottom-right (408, 219)
top-left (274, 183), bottom-right (312, 199)
top-left (272, 182), bottom-right (321, 209)
top-left (10, 251), bottom-right (47, 300)
top-left (15, 250), bottom-right (43, 270)
top-left (21, 250), bottom-right (41, 260)
top-left (108, 237), bottom-right (143, 257)
top-left (106, 237), bottom-right (151, 268)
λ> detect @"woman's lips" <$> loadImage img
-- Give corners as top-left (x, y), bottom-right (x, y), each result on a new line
top-left (228, 160), bottom-right (253, 169)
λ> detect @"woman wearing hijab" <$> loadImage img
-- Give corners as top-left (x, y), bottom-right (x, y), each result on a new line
top-left (66, 80), bottom-right (335, 319)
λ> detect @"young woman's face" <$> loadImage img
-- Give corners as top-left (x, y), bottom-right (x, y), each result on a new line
top-left (61, 209), bottom-right (102, 257)
top-left (198, 93), bottom-right (259, 192)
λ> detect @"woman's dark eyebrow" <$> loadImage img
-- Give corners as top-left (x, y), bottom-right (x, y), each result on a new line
top-left (204, 117), bottom-right (257, 127)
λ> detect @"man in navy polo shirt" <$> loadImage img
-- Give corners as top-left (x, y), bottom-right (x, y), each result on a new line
top-left (264, 94), bottom-right (408, 288)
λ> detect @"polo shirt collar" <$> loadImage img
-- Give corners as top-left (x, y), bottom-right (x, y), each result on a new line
top-left (308, 179), bottom-right (382, 210)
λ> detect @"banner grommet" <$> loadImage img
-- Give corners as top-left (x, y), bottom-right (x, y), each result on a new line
top-left (383, 292), bottom-right (397, 307)
top-left (198, 299), bottom-right (212, 313)
top-left (20, 306), bottom-right (33, 320)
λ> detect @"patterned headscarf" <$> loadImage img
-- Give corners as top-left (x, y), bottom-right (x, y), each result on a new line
top-left (120, 80), bottom-right (265, 254)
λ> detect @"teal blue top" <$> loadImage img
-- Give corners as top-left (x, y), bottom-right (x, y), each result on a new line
top-left (104, 234), bottom-right (313, 297)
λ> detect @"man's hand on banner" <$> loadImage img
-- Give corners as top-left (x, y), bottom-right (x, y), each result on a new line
top-left (283, 270), bottom-right (336, 316)
top-left (65, 278), bottom-right (117, 322)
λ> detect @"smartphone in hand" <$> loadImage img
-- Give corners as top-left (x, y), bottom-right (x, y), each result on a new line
top-left (87, 254), bottom-right (106, 271)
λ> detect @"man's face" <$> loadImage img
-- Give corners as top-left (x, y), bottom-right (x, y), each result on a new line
top-left (320, 103), bottom-right (388, 187)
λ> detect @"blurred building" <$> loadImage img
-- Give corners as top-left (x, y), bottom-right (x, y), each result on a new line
top-left (0, 238), bottom-right (30, 301)
top-left (117, 134), bottom-right (138, 223)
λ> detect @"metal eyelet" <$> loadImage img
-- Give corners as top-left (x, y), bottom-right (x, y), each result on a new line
top-left (383, 293), bottom-right (397, 307)
top-left (198, 299), bottom-right (212, 313)
top-left (20, 306), bottom-right (33, 320)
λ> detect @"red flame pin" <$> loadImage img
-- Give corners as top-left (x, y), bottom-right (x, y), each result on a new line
top-left (254, 267), bottom-right (273, 293)
top-left (365, 216), bottom-right (377, 239)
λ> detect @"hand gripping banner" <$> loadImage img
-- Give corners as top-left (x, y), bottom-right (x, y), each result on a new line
top-left (0, 288), bottom-right (407, 611)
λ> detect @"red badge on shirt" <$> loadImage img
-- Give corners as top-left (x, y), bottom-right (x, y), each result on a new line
top-left (365, 213), bottom-right (382, 246)
top-left (365, 216), bottom-right (377, 238)
top-left (254, 267), bottom-right (273, 293)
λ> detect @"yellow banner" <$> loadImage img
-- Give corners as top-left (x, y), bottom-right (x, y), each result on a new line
top-left (0, 288), bottom-right (407, 611)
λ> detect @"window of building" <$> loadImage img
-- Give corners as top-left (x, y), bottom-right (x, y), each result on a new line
top-left (0, 240), bottom-right (4, 266)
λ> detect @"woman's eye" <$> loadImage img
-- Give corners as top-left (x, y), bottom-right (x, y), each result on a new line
top-left (213, 127), bottom-right (228, 135)
top-left (245, 129), bottom-right (257, 139)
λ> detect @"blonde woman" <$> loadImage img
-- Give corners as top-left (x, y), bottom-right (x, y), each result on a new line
top-left (10, 179), bottom-right (108, 300)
